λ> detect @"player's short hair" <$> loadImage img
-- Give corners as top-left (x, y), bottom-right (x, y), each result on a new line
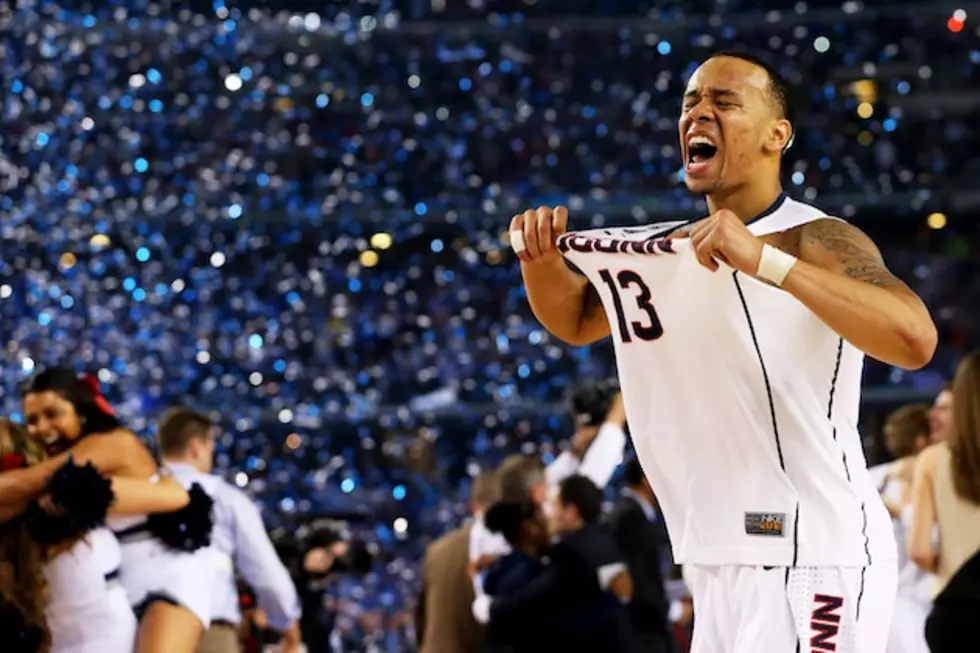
top-left (708, 50), bottom-right (795, 125)
top-left (558, 475), bottom-right (604, 525)
top-left (157, 407), bottom-right (214, 456)
top-left (883, 403), bottom-right (930, 458)
top-left (622, 458), bottom-right (646, 488)
top-left (470, 470), bottom-right (500, 508)
top-left (496, 454), bottom-right (545, 503)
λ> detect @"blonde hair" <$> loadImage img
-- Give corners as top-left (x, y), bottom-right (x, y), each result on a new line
top-left (950, 352), bottom-right (980, 505)
top-left (0, 418), bottom-right (54, 647)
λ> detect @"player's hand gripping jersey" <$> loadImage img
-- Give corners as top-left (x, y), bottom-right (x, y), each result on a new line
top-left (557, 196), bottom-right (895, 568)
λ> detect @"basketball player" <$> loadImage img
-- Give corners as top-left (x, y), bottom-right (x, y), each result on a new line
top-left (509, 52), bottom-right (938, 653)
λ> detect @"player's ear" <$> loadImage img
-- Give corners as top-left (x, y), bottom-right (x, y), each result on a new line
top-left (765, 118), bottom-right (793, 155)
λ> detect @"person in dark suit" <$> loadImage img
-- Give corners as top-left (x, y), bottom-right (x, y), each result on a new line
top-left (607, 459), bottom-right (685, 653)
top-left (477, 475), bottom-right (637, 653)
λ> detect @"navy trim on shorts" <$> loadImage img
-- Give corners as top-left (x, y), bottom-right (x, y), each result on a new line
top-left (827, 338), bottom-right (873, 569)
top-left (856, 565), bottom-right (868, 622)
top-left (733, 271), bottom-right (800, 567)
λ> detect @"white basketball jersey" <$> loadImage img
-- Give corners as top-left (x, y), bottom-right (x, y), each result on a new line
top-left (558, 194), bottom-right (896, 567)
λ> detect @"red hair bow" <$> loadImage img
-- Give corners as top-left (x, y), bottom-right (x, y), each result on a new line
top-left (80, 374), bottom-right (116, 417)
top-left (0, 454), bottom-right (26, 472)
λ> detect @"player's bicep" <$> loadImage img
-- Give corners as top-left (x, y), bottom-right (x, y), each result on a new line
top-left (798, 219), bottom-right (907, 291)
top-left (574, 282), bottom-right (609, 341)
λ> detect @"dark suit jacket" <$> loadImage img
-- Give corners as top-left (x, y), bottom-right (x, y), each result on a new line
top-left (607, 494), bottom-right (672, 651)
top-left (416, 524), bottom-right (484, 653)
top-left (489, 524), bottom-right (637, 653)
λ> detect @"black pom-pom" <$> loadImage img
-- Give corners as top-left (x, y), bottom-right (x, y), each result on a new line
top-left (23, 458), bottom-right (113, 544)
top-left (0, 601), bottom-right (43, 653)
top-left (146, 483), bottom-right (214, 552)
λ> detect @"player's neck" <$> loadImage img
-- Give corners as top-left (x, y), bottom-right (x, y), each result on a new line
top-left (706, 183), bottom-right (785, 223)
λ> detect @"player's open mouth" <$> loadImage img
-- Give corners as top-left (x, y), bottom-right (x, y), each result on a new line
top-left (686, 136), bottom-right (718, 175)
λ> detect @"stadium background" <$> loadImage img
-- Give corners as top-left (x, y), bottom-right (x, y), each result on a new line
top-left (1, 0), bottom-right (978, 649)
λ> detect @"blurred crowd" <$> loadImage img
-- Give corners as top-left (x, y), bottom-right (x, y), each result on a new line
top-left (3, 0), bottom-right (980, 650)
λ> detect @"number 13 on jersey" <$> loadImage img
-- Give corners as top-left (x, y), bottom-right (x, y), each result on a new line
top-left (597, 269), bottom-right (665, 342)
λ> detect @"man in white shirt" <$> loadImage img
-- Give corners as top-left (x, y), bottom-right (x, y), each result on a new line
top-left (158, 408), bottom-right (303, 653)
top-left (545, 386), bottom-right (628, 492)
top-left (468, 471), bottom-right (510, 587)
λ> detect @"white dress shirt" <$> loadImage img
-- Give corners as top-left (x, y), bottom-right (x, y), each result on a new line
top-left (545, 422), bottom-right (627, 491)
top-left (166, 462), bottom-right (302, 629)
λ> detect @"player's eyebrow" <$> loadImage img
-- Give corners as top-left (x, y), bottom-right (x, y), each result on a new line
top-left (683, 87), bottom-right (743, 102)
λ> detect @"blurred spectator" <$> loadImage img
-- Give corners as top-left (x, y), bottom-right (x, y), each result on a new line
top-left (478, 475), bottom-right (636, 652)
top-left (478, 500), bottom-right (551, 653)
top-left (928, 384), bottom-right (955, 444)
top-left (869, 405), bottom-right (932, 653)
top-left (909, 351), bottom-right (980, 653)
top-left (467, 471), bottom-right (510, 594)
top-left (496, 455), bottom-right (549, 507)
top-left (157, 407), bottom-right (302, 653)
top-left (608, 459), bottom-right (685, 653)
top-left (545, 387), bottom-right (628, 492)
top-left (416, 511), bottom-right (484, 653)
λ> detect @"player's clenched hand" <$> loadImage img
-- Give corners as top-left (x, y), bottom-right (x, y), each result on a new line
top-left (689, 209), bottom-right (764, 275)
top-left (508, 205), bottom-right (568, 263)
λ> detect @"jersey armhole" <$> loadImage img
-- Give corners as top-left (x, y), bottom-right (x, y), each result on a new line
top-left (564, 258), bottom-right (587, 277)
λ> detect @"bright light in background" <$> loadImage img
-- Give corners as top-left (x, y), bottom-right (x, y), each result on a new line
top-left (59, 252), bottom-right (77, 269)
top-left (857, 102), bottom-right (874, 119)
top-left (210, 252), bottom-right (226, 268)
top-left (235, 472), bottom-right (249, 487)
top-left (393, 517), bottom-right (408, 535)
top-left (813, 36), bottom-right (830, 53)
top-left (927, 212), bottom-right (947, 230)
top-left (90, 234), bottom-right (111, 248)
top-left (370, 232), bottom-right (393, 250)
top-left (948, 10), bottom-right (966, 32)
top-left (224, 73), bottom-right (243, 91)
top-left (360, 250), bottom-right (379, 267)
top-left (304, 13), bottom-right (321, 30)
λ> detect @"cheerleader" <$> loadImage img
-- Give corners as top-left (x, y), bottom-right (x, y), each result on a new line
top-left (0, 417), bottom-right (194, 653)
top-left (0, 369), bottom-right (214, 653)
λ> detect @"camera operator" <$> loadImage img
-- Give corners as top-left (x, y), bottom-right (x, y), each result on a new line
top-left (286, 519), bottom-right (374, 653)
top-left (158, 408), bottom-right (302, 653)
top-left (546, 382), bottom-right (627, 492)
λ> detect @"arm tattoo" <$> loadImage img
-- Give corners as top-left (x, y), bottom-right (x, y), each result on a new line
top-left (801, 220), bottom-right (902, 289)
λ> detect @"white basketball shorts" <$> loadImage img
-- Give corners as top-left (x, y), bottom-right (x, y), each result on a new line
top-left (689, 563), bottom-right (897, 653)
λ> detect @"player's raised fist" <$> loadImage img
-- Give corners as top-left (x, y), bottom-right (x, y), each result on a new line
top-left (508, 205), bottom-right (569, 264)
top-left (689, 208), bottom-right (764, 275)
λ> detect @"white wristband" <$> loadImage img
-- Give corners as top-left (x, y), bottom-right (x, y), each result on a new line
top-left (755, 244), bottom-right (798, 287)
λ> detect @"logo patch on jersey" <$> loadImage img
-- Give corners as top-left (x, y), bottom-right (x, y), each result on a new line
top-left (744, 512), bottom-right (786, 537)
